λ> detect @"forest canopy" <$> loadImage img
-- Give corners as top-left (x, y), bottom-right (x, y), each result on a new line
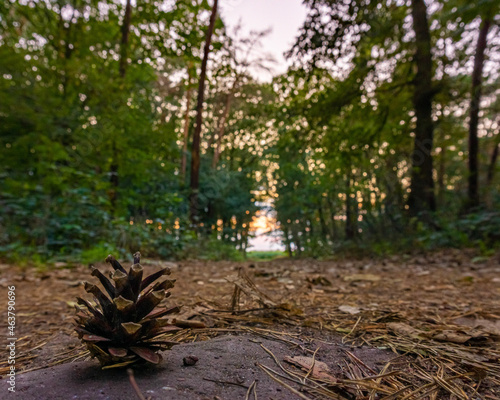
top-left (0, 0), bottom-right (499, 263)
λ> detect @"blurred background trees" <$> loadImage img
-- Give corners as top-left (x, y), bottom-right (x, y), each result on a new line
top-left (0, 0), bottom-right (498, 263)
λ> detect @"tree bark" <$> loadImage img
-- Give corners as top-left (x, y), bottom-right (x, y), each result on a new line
top-left (212, 91), bottom-right (233, 168)
top-left (467, 17), bottom-right (491, 209)
top-left (487, 136), bottom-right (499, 186)
top-left (437, 144), bottom-right (446, 207)
top-left (345, 174), bottom-right (356, 240)
top-left (190, 0), bottom-right (219, 226)
top-left (180, 64), bottom-right (193, 180)
top-left (487, 144), bottom-right (499, 185)
top-left (119, 0), bottom-right (132, 79)
top-left (318, 203), bottom-right (329, 238)
top-left (408, 0), bottom-right (436, 216)
top-left (110, 0), bottom-right (132, 212)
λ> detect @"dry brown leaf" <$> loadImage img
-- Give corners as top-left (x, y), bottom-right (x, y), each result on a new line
top-left (387, 322), bottom-right (426, 339)
top-left (454, 317), bottom-right (500, 337)
top-left (432, 330), bottom-right (489, 344)
top-left (343, 274), bottom-right (381, 282)
top-left (339, 305), bottom-right (361, 315)
top-left (283, 355), bottom-right (337, 382)
top-left (424, 284), bottom-right (455, 291)
top-left (306, 275), bottom-right (332, 286)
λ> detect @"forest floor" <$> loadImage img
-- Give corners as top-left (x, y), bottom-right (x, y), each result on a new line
top-left (1, 249), bottom-right (500, 399)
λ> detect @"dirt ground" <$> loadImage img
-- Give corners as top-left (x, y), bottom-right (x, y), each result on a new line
top-left (1, 334), bottom-right (396, 399)
top-left (1, 249), bottom-right (500, 399)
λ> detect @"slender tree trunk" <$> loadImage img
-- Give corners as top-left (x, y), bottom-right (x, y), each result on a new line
top-left (484, 133), bottom-right (499, 209)
top-left (294, 228), bottom-right (302, 256)
top-left (345, 174), bottom-right (355, 240)
top-left (190, 0), bottom-right (218, 225)
top-left (318, 203), bottom-right (329, 238)
top-left (487, 140), bottom-right (499, 186)
top-left (181, 64), bottom-right (193, 180)
top-left (308, 219), bottom-right (314, 238)
top-left (212, 91), bottom-right (233, 168)
top-left (408, 0), bottom-right (436, 215)
top-left (109, 142), bottom-right (119, 210)
top-left (119, 0), bottom-right (132, 78)
top-left (467, 17), bottom-right (491, 209)
top-left (327, 197), bottom-right (337, 239)
top-left (110, 0), bottom-right (132, 212)
top-left (213, 77), bottom-right (239, 168)
top-left (283, 226), bottom-right (293, 257)
top-left (437, 144), bottom-right (446, 207)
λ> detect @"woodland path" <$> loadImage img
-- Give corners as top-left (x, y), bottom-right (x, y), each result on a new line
top-left (1, 250), bottom-right (499, 399)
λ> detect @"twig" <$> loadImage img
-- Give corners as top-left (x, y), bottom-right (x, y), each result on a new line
top-left (127, 369), bottom-right (146, 400)
top-left (203, 377), bottom-right (249, 389)
top-left (342, 316), bottom-right (362, 343)
top-left (304, 347), bottom-right (320, 382)
top-left (257, 363), bottom-right (313, 400)
top-left (245, 380), bottom-right (257, 400)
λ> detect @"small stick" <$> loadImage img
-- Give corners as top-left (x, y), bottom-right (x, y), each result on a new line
top-left (257, 363), bottom-right (313, 400)
top-left (203, 377), bottom-right (249, 389)
top-left (252, 380), bottom-right (258, 400)
top-left (127, 368), bottom-right (146, 400)
top-left (304, 347), bottom-right (320, 382)
top-left (244, 380), bottom-right (256, 400)
top-left (342, 315), bottom-right (362, 343)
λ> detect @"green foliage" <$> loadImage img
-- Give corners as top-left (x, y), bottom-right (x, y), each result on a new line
top-left (246, 251), bottom-right (287, 261)
top-left (80, 243), bottom-right (121, 266)
top-left (0, 0), bottom-right (265, 262)
top-left (268, 0), bottom-right (500, 257)
top-left (416, 210), bottom-right (500, 251)
top-left (188, 237), bottom-right (245, 262)
top-left (1, 0), bottom-right (499, 263)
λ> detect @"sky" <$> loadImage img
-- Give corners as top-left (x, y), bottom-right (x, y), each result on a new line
top-left (219, 1), bottom-right (308, 250)
top-left (219, 0), bottom-right (308, 81)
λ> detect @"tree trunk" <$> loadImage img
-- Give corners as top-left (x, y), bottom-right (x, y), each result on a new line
top-left (109, 142), bottom-right (119, 211)
top-left (213, 76), bottom-right (239, 168)
top-left (212, 91), bottom-right (233, 168)
top-left (487, 140), bottom-right (499, 186)
top-left (345, 174), bottom-right (356, 240)
top-left (318, 203), bottom-right (329, 238)
top-left (437, 144), bottom-right (446, 207)
top-left (110, 0), bottom-right (132, 212)
top-left (119, 0), bottom-right (132, 78)
top-left (408, 0), bottom-right (436, 215)
top-left (294, 228), bottom-right (302, 256)
top-left (189, 0), bottom-right (218, 226)
top-left (327, 196), bottom-right (337, 239)
top-left (467, 17), bottom-right (491, 209)
top-left (283, 226), bottom-right (293, 257)
top-left (180, 64), bottom-right (193, 180)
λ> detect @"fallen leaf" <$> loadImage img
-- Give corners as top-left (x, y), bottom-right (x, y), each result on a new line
top-left (424, 284), bottom-right (455, 291)
top-left (432, 330), bottom-right (489, 344)
top-left (454, 317), bottom-right (500, 336)
top-left (343, 274), bottom-right (380, 282)
top-left (307, 275), bottom-right (332, 286)
top-left (284, 356), bottom-right (336, 382)
top-left (338, 305), bottom-right (361, 315)
top-left (387, 322), bottom-right (426, 339)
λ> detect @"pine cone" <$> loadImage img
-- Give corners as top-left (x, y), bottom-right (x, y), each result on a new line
top-left (74, 252), bottom-right (181, 369)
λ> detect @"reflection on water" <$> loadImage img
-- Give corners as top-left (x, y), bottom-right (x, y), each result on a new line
top-left (247, 203), bottom-right (284, 252)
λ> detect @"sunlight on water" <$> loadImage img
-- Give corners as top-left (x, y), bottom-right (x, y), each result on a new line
top-left (247, 207), bottom-right (284, 252)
